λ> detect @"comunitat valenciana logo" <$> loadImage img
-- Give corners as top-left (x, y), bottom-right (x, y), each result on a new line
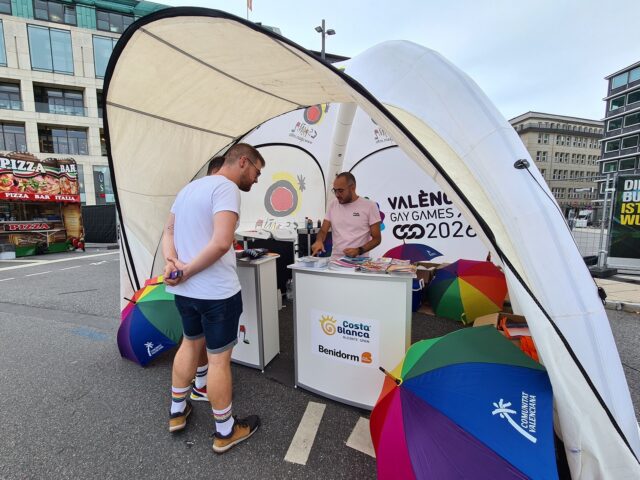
top-left (144, 341), bottom-right (164, 357)
top-left (492, 392), bottom-right (538, 444)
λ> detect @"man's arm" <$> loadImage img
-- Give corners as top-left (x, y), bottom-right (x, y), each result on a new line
top-left (343, 222), bottom-right (382, 257)
top-left (311, 219), bottom-right (331, 256)
top-left (162, 213), bottom-right (178, 264)
top-left (181, 210), bottom-right (238, 280)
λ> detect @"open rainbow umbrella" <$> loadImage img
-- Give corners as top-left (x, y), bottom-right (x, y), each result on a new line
top-left (426, 259), bottom-right (507, 324)
top-left (370, 326), bottom-right (557, 480)
top-left (384, 243), bottom-right (442, 263)
top-left (117, 275), bottom-right (183, 366)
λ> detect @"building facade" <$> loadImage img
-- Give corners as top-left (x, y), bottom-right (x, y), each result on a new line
top-left (599, 62), bottom-right (640, 191)
top-left (0, 0), bottom-right (166, 205)
top-left (510, 111), bottom-right (603, 216)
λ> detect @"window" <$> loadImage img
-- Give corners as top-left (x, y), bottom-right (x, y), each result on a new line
top-left (603, 161), bottom-right (617, 173)
top-left (97, 91), bottom-right (103, 118)
top-left (0, 21), bottom-right (6, 67)
top-left (34, 0), bottom-right (76, 25)
top-left (93, 36), bottom-right (117, 78)
top-left (76, 163), bottom-right (86, 203)
top-left (96, 10), bottom-right (133, 34)
top-left (0, 0), bottom-right (10, 14)
top-left (619, 157), bottom-right (636, 171)
top-left (608, 117), bottom-right (623, 130)
top-left (33, 85), bottom-right (85, 116)
top-left (605, 139), bottom-right (621, 152)
top-left (93, 165), bottom-right (114, 204)
top-left (100, 128), bottom-right (106, 156)
top-left (541, 151), bottom-right (547, 162)
top-left (38, 126), bottom-right (88, 155)
top-left (0, 83), bottom-right (22, 110)
top-left (543, 133), bottom-right (549, 144)
top-left (27, 25), bottom-right (73, 74)
top-left (0, 123), bottom-right (27, 152)
top-left (612, 72), bottom-right (628, 89)
top-left (610, 95), bottom-right (625, 110)
top-left (630, 67), bottom-right (640, 83)
top-left (622, 135), bottom-right (639, 149)
top-left (628, 90), bottom-right (640, 106)
top-left (624, 112), bottom-right (640, 127)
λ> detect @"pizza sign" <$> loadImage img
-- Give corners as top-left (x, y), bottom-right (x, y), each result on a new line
top-left (4, 223), bottom-right (51, 231)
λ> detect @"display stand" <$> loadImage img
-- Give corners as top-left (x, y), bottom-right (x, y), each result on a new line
top-left (289, 265), bottom-right (413, 409)
top-left (232, 255), bottom-right (280, 371)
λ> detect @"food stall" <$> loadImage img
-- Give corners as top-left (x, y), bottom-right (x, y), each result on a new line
top-left (0, 152), bottom-right (82, 256)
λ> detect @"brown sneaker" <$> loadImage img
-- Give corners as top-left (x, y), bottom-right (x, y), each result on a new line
top-left (169, 402), bottom-right (192, 433)
top-left (212, 415), bottom-right (260, 453)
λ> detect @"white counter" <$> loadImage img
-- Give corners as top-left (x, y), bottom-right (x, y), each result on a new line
top-left (289, 264), bottom-right (413, 409)
top-left (232, 255), bottom-right (280, 371)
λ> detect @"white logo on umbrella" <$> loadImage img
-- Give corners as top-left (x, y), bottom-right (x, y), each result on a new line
top-left (145, 342), bottom-right (154, 356)
top-left (492, 398), bottom-right (537, 443)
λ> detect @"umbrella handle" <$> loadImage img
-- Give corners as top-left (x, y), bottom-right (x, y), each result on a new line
top-left (379, 366), bottom-right (401, 385)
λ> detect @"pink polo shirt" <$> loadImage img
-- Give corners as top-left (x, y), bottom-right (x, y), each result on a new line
top-left (325, 197), bottom-right (381, 257)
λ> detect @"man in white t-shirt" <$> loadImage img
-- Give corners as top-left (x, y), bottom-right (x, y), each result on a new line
top-left (311, 172), bottom-right (382, 258)
top-left (162, 143), bottom-right (264, 454)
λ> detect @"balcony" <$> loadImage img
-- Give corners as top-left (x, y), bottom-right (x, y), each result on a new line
top-left (35, 102), bottom-right (87, 117)
top-left (0, 99), bottom-right (23, 111)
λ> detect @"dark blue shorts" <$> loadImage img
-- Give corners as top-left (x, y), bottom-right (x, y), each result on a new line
top-left (174, 291), bottom-right (243, 354)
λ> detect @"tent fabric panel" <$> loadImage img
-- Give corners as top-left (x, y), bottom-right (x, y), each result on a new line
top-left (504, 266), bottom-right (640, 476)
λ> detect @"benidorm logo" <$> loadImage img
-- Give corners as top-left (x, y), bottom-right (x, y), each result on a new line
top-left (492, 394), bottom-right (538, 443)
top-left (361, 352), bottom-right (372, 364)
top-left (319, 315), bottom-right (337, 335)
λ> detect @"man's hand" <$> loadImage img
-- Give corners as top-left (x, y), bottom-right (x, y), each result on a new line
top-left (343, 247), bottom-right (360, 258)
top-left (311, 240), bottom-right (325, 256)
top-left (164, 258), bottom-right (187, 286)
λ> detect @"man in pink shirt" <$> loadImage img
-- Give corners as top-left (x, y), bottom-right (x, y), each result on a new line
top-left (311, 172), bottom-right (382, 258)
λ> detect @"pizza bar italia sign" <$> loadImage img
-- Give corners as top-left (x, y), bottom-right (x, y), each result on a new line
top-left (0, 155), bottom-right (80, 203)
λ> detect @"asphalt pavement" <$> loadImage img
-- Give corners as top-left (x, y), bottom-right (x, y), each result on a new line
top-left (0, 249), bottom-right (638, 479)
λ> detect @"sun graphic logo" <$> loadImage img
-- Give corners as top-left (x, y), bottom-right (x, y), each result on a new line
top-left (264, 172), bottom-right (305, 217)
top-left (319, 315), bottom-right (337, 335)
top-left (303, 104), bottom-right (330, 125)
top-left (361, 352), bottom-right (373, 364)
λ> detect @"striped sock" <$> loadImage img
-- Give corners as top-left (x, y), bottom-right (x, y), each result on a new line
top-left (195, 364), bottom-right (208, 390)
top-left (212, 403), bottom-right (234, 436)
top-left (170, 385), bottom-right (190, 414)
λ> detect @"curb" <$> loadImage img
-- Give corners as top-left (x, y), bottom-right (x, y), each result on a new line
top-left (604, 301), bottom-right (640, 314)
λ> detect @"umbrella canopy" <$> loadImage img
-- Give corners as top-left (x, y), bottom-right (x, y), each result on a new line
top-left (370, 326), bottom-right (557, 479)
top-left (117, 275), bottom-right (183, 366)
top-left (384, 243), bottom-right (442, 263)
top-left (427, 259), bottom-right (507, 324)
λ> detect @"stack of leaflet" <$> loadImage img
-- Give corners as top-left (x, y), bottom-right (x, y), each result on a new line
top-left (387, 259), bottom-right (418, 276)
top-left (328, 256), bottom-right (367, 271)
top-left (356, 257), bottom-right (393, 274)
top-left (297, 256), bottom-right (329, 269)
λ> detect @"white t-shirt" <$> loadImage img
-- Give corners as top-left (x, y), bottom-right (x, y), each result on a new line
top-left (166, 175), bottom-right (241, 300)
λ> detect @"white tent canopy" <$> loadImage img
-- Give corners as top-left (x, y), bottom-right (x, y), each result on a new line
top-left (105, 8), bottom-right (640, 477)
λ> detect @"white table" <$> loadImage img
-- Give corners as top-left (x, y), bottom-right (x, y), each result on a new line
top-left (289, 264), bottom-right (413, 409)
top-left (232, 255), bottom-right (280, 371)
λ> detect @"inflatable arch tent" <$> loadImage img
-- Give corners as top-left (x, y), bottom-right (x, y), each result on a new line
top-left (104, 9), bottom-right (640, 477)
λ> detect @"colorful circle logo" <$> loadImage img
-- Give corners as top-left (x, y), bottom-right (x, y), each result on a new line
top-left (303, 104), bottom-right (329, 125)
top-left (264, 172), bottom-right (305, 217)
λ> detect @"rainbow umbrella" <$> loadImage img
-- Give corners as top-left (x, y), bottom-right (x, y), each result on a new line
top-left (384, 243), bottom-right (442, 263)
top-left (117, 275), bottom-right (183, 366)
top-left (426, 259), bottom-right (507, 324)
top-left (370, 326), bottom-right (557, 480)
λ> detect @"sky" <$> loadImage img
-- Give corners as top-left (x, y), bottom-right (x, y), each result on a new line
top-left (160, 0), bottom-right (640, 121)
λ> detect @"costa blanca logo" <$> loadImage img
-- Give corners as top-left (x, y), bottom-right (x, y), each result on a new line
top-left (319, 315), bottom-right (337, 335)
top-left (144, 341), bottom-right (164, 357)
top-left (492, 394), bottom-right (537, 444)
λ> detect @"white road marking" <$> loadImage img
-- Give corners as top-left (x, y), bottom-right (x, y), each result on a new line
top-left (25, 271), bottom-right (52, 277)
top-left (60, 265), bottom-right (82, 271)
top-left (284, 401), bottom-right (326, 465)
top-left (89, 261), bottom-right (107, 266)
top-left (346, 417), bottom-right (376, 458)
top-left (0, 252), bottom-right (118, 272)
top-left (0, 277), bottom-right (15, 282)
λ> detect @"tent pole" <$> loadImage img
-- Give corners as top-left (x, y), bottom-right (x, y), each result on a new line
top-left (325, 103), bottom-right (357, 201)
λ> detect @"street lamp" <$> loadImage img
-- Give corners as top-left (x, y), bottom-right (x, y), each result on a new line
top-left (315, 19), bottom-right (335, 61)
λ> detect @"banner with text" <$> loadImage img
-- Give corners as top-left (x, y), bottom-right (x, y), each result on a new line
top-left (609, 175), bottom-right (640, 259)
